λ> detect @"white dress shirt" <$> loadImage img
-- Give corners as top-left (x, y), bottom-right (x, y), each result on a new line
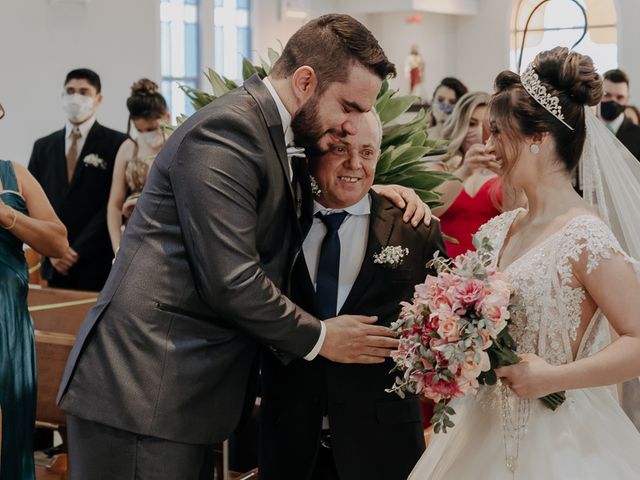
top-left (304, 194), bottom-right (371, 429)
top-left (262, 77), bottom-right (326, 360)
top-left (65, 115), bottom-right (96, 158)
top-left (303, 195), bottom-right (372, 313)
top-left (606, 112), bottom-right (625, 134)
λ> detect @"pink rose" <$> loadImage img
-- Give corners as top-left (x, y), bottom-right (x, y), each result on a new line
top-left (451, 277), bottom-right (486, 307)
top-left (455, 374), bottom-right (479, 396)
top-left (437, 314), bottom-right (460, 342)
top-left (429, 377), bottom-right (462, 400)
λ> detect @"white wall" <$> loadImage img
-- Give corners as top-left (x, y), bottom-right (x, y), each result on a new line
top-left (0, 0), bottom-right (160, 166)
top-left (454, 0), bottom-right (512, 93)
top-left (3, 0), bottom-right (640, 167)
top-left (363, 11), bottom-right (458, 99)
top-left (251, 0), bottom-right (338, 63)
top-left (617, 0), bottom-right (640, 104)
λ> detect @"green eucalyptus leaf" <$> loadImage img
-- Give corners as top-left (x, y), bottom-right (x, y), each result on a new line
top-left (242, 58), bottom-right (258, 80)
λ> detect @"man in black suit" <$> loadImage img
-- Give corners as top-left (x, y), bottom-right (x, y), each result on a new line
top-left (601, 69), bottom-right (640, 160)
top-left (29, 68), bottom-right (126, 291)
top-left (57, 15), bottom-right (433, 480)
top-left (260, 111), bottom-right (446, 480)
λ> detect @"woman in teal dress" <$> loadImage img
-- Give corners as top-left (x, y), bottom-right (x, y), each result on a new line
top-left (1, 102), bottom-right (69, 480)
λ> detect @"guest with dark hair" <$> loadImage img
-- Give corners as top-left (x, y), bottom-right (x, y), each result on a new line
top-left (107, 79), bottom-right (169, 253)
top-left (0, 102), bottom-right (68, 480)
top-left (28, 68), bottom-right (127, 291)
top-left (601, 68), bottom-right (640, 159)
top-left (428, 77), bottom-right (468, 139)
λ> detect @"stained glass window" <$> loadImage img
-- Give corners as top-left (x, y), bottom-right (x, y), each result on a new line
top-left (511, 0), bottom-right (617, 74)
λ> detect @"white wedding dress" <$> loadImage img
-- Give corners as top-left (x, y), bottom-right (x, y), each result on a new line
top-left (409, 208), bottom-right (640, 479)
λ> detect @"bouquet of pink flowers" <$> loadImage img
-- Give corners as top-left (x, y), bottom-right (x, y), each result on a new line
top-left (387, 237), bottom-right (565, 433)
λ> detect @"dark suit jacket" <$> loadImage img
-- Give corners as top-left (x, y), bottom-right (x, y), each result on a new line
top-left (56, 75), bottom-right (322, 445)
top-left (28, 121), bottom-right (126, 291)
top-left (616, 118), bottom-right (640, 160)
top-left (259, 192), bottom-right (446, 480)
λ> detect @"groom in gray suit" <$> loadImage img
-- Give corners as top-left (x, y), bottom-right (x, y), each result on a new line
top-left (58, 14), bottom-right (415, 480)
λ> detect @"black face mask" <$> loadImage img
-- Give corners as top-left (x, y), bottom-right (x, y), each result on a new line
top-left (600, 101), bottom-right (626, 121)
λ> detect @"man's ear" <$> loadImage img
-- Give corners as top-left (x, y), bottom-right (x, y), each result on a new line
top-left (95, 93), bottom-right (104, 108)
top-left (290, 66), bottom-right (318, 107)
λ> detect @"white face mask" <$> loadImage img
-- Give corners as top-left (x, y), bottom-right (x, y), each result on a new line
top-left (138, 129), bottom-right (165, 149)
top-left (62, 93), bottom-right (96, 123)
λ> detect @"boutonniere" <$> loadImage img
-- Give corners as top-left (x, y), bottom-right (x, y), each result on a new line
top-left (373, 245), bottom-right (409, 269)
top-left (82, 154), bottom-right (107, 170)
top-left (309, 175), bottom-right (322, 197)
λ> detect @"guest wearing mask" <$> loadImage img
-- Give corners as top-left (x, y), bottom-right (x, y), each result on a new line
top-left (600, 69), bottom-right (640, 160)
top-left (29, 69), bottom-right (127, 291)
top-left (427, 77), bottom-right (468, 140)
top-left (428, 91), bottom-right (520, 257)
top-left (107, 79), bottom-right (169, 253)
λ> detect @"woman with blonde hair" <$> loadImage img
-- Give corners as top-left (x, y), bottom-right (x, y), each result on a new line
top-left (430, 91), bottom-right (517, 257)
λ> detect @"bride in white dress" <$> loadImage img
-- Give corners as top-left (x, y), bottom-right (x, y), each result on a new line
top-left (410, 47), bottom-right (640, 479)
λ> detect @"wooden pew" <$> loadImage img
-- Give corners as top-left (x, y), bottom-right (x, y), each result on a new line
top-left (29, 286), bottom-right (98, 480)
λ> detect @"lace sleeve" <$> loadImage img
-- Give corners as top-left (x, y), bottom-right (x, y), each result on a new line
top-left (475, 209), bottom-right (522, 252)
top-left (556, 215), bottom-right (640, 286)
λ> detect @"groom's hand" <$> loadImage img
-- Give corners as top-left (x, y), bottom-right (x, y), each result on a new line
top-left (319, 315), bottom-right (399, 364)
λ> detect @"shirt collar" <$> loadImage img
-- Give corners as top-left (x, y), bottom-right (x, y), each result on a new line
top-left (606, 112), bottom-right (625, 133)
top-left (263, 77), bottom-right (294, 146)
top-left (314, 193), bottom-right (372, 217)
top-left (66, 115), bottom-right (96, 139)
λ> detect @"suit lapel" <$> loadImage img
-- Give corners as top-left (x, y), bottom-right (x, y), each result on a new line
top-left (52, 129), bottom-right (68, 198)
top-left (243, 75), bottom-right (304, 240)
top-left (339, 192), bottom-right (395, 314)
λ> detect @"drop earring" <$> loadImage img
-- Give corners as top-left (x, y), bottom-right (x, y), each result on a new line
top-left (530, 144), bottom-right (540, 154)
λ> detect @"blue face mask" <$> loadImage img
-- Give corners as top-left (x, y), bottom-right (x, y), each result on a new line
top-left (435, 101), bottom-right (455, 115)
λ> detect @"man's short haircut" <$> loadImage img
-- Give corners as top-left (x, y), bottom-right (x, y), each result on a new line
top-left (271, 14), bottom-right (396, 93)
top-left (65, 68), bottom-right (102, 93)
top-left (604, 69), bottom-right (630, 87)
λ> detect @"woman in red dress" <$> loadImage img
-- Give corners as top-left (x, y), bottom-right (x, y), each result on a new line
top-left (431, 91), bottom-right (522, 257)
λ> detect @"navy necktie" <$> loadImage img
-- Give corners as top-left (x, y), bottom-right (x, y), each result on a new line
top-left (315, 211), bottom-right (348, 319)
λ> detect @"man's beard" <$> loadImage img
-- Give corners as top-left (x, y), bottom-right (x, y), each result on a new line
top-left (291, 95), bottom-right (345, 158)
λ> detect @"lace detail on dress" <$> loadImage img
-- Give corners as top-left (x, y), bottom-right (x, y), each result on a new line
top-left (478, 212), bottom-right (638, 367)
top-left (475, 209), bottom-right (521, 251)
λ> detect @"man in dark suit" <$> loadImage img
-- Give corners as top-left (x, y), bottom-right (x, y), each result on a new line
top-left (601, 69), bottom-right (640, 160)
top-left (29, 68), bottom-right (126, 291)
top-left (57, 15), bottom-right (431, 480)
top-left (260, 111), bottom-right (446, 480)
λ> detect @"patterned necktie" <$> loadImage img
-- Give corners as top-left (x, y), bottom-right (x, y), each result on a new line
top-left (67, 127), bottom-right (81, 182)
top-left (315, 211), bottom-right (348, 319)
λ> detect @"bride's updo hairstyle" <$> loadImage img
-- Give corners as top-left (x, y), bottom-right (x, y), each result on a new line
top-left (490, 47), bottom-right (602, 174)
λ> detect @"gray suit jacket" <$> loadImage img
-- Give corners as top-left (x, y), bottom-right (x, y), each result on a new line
top-left (57, 75), bottom-right (322, 445)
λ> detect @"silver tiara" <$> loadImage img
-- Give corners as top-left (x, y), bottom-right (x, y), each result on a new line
top-left (521, 63), bottom-right (574, 131)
